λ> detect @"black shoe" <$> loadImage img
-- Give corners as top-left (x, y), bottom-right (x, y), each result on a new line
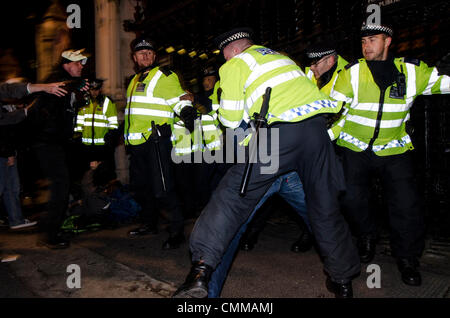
top-left (397, 258), bottom-right (421, 286)
top-left (127, 224), bottom-right (158, 237)
top-left (162, 233), bottom-right (185, 250)
top-left (326, 277), bottom-right (353, 298)
top-left (41, 236), bottom-right (70, 250)
top-left (240, 231), bottom-right (259, 251)
top-left (173, 261), bottom-right (213, 298)
top-left (291, 231), bottom-right (314, 253)
top-left (357, 236), bottom-right (376, 263)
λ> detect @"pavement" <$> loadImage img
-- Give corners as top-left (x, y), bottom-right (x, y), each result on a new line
top-left (1, 209), bottom-right (450, 300)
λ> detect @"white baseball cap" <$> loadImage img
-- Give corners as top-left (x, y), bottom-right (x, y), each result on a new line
top-left (61, 49), bottom-right (89, 65)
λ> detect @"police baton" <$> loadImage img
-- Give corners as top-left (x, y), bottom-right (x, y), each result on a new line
top-left (239, 87), bottom-right (272, 197)
top-left (151, 121), bottom-right (167, 192)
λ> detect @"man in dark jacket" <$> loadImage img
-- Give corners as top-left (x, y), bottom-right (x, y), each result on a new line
top-left (0, 82), bottom-right (67, 125)
top-left (27, 49), bottom-right (89, 249)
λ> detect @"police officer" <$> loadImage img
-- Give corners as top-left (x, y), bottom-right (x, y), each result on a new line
top-left (124, 37), bottom-right (197, 249)
top-left (239, 43), bottom-right (351, 254)
top-left (175, 66), bottom-right (224, 218)
top-left (305, 43), bottom-right (348, 96)
top-left (329, 20), bottom-right (450, 286)
top-left (238, 44), bottom-right (349, 255)
top-left (290, 44), bottom-right (350, 251)
top-left (174, 27), bottom-right (360, 298)
top-left (75, 78), bottom-right (118, 169)
top-left (177, 66), bottom-right (223, 155)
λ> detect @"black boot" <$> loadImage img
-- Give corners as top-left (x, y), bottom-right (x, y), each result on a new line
top-left (357, 236), bottom-right (376, 263)
top-left (162, 232), bottom-right (185, 250)
top-left (326, 277), bottom-right (353, 298)
top-left (291, 230), bottom-right (314, 253)
top-left (173, 261), bottom-right (213, 298)
top-left (40, 232), bottom-right (70, 250)
top-left (397, 258), bottom-right (421, 286)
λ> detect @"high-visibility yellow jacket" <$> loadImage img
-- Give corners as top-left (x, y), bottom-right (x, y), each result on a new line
top-left (218, 45), bottom-right (342, 129)
top-left (172, 81), bottom-right (223, 156)
top-left (75, 95), bottom-right (118, 145)
top-left (200, 81), bottom-right (222, 151)
top-left (124, 66), bottom-right (192, 146)
top-left (329, 57), bottom-right (450, 156)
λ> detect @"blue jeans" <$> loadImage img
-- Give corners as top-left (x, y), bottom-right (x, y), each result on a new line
top-left (208, 171), bottom-right (309, 297)
top-left (0, 157), bottom-right (25, 227)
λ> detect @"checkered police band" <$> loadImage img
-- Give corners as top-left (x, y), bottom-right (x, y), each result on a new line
top-left (307, 49), bottom-right (337, 59)
top-left (218, 31), bottom-right (251, 50)
top-left (134, 39), bottom-right (155, 51)
top-left (361, 24), bottom-right (394, 37)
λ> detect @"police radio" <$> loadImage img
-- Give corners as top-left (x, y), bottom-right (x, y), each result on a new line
top-left (390, 66), bottom-right (406, 99)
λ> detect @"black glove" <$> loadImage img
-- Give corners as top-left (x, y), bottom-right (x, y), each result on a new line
top-left (148, 126), bottom-right (159, 142)
top-left (194, 94), bottom-right (213, 113)
top-left (436, 53), bottom-right (450, 76)
top-left (104, 129), bottom-right (119, 148)
top-left (179, 106), bottom-right (197, 133)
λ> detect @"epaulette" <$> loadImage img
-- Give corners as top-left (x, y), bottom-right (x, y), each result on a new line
top-left (344, 60), bottom-right (359, 70)
top-left (403, 57), bottom-right (420, 66)
top-left (159, 65), bottom-right (173, 76)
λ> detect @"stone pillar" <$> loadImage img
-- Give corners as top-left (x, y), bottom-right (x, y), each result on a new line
top-left (119, 0), bottom-right (137, 103)
top-left (94, 0), bottom-right (121, 100)
top-left (94, 0), bottom-right (136, 103)
top-left (94, 0), bottom-right (136, 185)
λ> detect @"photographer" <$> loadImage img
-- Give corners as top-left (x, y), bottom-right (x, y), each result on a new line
top-left (26, 49), bottom-right (89, 249)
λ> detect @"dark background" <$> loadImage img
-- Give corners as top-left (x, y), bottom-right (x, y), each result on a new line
top-left (0, 0), bottom-right (94, 81)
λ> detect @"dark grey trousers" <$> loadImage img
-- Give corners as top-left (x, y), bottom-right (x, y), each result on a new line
top-left (341, 148), bottom-right (425, 259)
top-left (189, 116), bottom-right (360, 282)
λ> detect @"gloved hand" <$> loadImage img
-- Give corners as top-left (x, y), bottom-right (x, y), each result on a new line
top-left (104, 129), bottom-right (119, 148)
top-left (179, 106), bottom-right (197, 133)
top-left (194, 103), bottom-right (208, 114)
top-left (436, 53), bottom-right (450, 76)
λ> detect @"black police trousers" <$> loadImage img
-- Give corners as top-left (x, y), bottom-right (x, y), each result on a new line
top-left (189, 116), bottom-right (361, 282)
top-left (340, 147), bottom-right (425, 259)
top-left (128, 135), bottom-right (184, 235)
